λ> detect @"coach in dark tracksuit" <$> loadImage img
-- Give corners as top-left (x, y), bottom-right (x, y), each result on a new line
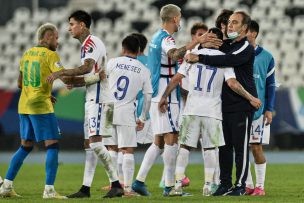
top-left (186, 11), bottom-right (257, 196)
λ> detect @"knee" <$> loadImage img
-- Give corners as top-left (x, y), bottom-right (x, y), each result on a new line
top-left (21, 145), bottom-right (33, 152)
top-left (250, 144), bottom-right (262, 155)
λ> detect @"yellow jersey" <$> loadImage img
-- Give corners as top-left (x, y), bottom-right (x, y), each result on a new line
top-left (18, 46), bottom-right (64, 114)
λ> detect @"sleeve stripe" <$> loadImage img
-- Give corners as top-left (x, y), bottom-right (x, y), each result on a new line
top-left (267, 67), bottom-right (275, 78)
top-left (232, 41), bottom-right (249, 55)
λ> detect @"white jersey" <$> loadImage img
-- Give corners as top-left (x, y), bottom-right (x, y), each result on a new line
top-left (81, 35), bottom-right (111, 103)
top-left (178, 48), bottom-right (236, 120)
top-left (152, 31), bottom-right (179, 103)
top-left (107, 56), bottom-right (153, 126)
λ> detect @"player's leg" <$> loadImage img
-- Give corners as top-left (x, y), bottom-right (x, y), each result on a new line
top-left (132, 135), bottom-right (164, 196)
top-left (163, 132), bottom-right (178, 196)
top-left (162, 102), bottom-right (179, 196)
top-left (0, 114), bottom-right (34, 198)
top-left (251, 144), bottom-right (266, 196)
top-left (247, 115), bottom-right (268, 196)
top-left (117, 150), bottom-right (124, 185)
top-left (226, 111), bottom-right (252, 196)
top-left (116, 125), bottom-right (138, 196)
top-left (101, 145), bottom-right (119, 190)
top-left (68, 102), bottom-right (97, 198)
top-left (201, 117), bottom-right (225, 196)
top-left (213, 113), bottom-right (234, 196)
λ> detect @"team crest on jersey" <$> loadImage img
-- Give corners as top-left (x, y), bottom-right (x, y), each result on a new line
top-left (55, 61), bottom-right (62, 68)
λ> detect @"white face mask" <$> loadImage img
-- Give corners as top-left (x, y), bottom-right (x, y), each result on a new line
top-left (227, 31), bottom-right (239, 39)
top-left (227, 26), bottom-right (244, 39)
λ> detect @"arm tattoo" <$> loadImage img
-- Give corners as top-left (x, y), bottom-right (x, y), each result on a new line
top-left (62, 58), bottom-right (95, 76)
top-left (167, 46), bottom-right (187, 61)
top-left (232, 81), bottom-right (253, 101)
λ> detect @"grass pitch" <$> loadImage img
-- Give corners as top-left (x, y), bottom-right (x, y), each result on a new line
top-left (0, 163), bottom-right (304, 202)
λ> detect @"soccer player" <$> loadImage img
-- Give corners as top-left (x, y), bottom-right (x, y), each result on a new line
top-left (186, 11), bottom-right (261, 196)
top-left (0, 23), bottom-right (66, 199)
top-left (131, 4), bottom-right (215, 196)
top-left (215, 9), bottom-right (234, 40)
top-left (245, 20), bottom-right (276, 196)
top-left (131, 33), bottom-right (154, 146)
top-left (164, 22), bottom-right (208, 189)
top-left (47, 10), bottom-right (123, 198)
top-left (103, 34), bottom-right (153, 196)
top-left (160, 27), bottom-right (261, 197)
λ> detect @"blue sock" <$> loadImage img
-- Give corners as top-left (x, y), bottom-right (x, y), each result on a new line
top-left (6, 146), bottom-right (32, 180)
top-left (45, 143), bottom-right (59, 185)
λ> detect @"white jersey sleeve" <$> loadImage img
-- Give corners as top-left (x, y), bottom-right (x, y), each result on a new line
top-left (82, 36), bottom-right (105, 63)
top-left (161, 36), bottom-right (176, 54)
top-left (142, 69), bottom-right (153, 94)
top-left (224, 68), bottom-right (236, 81)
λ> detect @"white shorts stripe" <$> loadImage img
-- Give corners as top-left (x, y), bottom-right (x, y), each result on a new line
top-left (238, 117), bottom-right (248, 186)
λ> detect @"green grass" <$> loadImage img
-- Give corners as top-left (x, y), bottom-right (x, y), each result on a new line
top-left (0, 163), bottom-right (304, 202)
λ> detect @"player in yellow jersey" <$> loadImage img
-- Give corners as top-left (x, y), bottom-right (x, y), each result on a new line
top-left (0, 23), bottom-right (66, 199)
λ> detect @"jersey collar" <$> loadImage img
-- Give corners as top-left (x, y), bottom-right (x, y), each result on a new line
top-left (255, 45), bottom-right (263, 56)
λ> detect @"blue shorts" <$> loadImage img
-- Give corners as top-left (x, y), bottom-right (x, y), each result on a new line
top-left (19, 113), bottom-right (62, 142)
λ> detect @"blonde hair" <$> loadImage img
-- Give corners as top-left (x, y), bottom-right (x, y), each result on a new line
top-left (37, 23), bottom-right (57, 41)
top-left (160, 4), bottom-right (181, 22)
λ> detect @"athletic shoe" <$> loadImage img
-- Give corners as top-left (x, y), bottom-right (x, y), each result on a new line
top-left (43, 188), bottom-right (67, 199)
top-left (211, 183), bottom-right (219, 194)
top-left (163, 186), bottom-right (173, 196)
top-left (132, 180), bottom-right (150, 196)
top-left (103, 187), bottom-right (124, 198)
top-left (245, 187), bottom-right (255, 195)
top-left (212, 184), bottom-right (232, 196)
top-left (225, 186), bottom-right (246, 196)
top-left (67, 190), bottom-right (90, 198)
top-left (251, 187), bottom-right (265, 196)
top-left (181, 177), bottom-right (190, 187)
top-left (0, 182), bottom-right (21, 198)
top-left (159, 180), bottom-right (165, 189)
top-left (101, 183), bottom-right (124, 191)
top-left (202, 183), bottom-right (212, 196)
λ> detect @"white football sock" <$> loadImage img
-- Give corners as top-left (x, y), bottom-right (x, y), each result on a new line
top-left (89, 142), bottom-right (118, 182)
top-left (213, 148), bottom-right (220, 185)
top-left (163, 143), bottom-right (178, 187)
top-left (117, 151), bottom-right (124, 184)
top-left (136, 143), bottom-right (162, 182)
top-left (122, 153), bottom-right (135, 191)
top-left (108, 150), bottom-right (118, 184)
top-left (203, 149), bottom-right (216, 184)
top-left (44, 185), bottom-right (54, 191)
top-left (246, 162), bottom-right (254, 189)
top-left (175, 147), bottom-right (189, 181)
top-left (82, 148), bottom-right (98, 187)
top-left (255, 162), bottom-right (266, 189)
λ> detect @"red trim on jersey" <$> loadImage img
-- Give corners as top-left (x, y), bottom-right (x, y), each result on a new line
top-left (168, 57), bottom-right (172, 76)
top-left (94, 62), bottom-right (98, 73)
top-left (83, 36), bottom-right (96, 53)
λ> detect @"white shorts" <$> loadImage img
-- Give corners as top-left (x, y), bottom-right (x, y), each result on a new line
top-left (249, 115), bottom-right (270, 145)
top-left (103, 125), bottom-right (137, 148)
top-left (136, 119), bottom-right (154, 144)
top-left (84, 101), bottom-right (113, 139)
top-left (150, 102), bottom-right (180, 135)
top-left (179, 115), bottom-right (225, 149)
